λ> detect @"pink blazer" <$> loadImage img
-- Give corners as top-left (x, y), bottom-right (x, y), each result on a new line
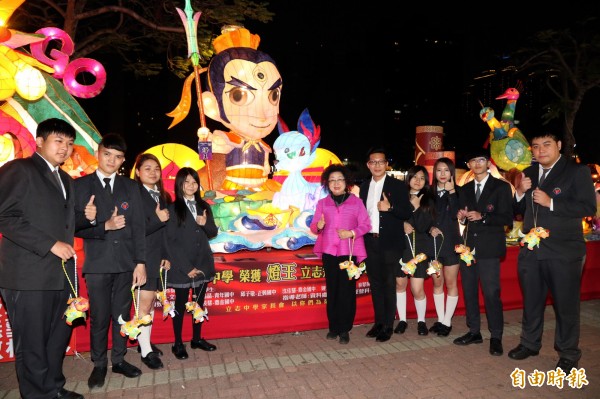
top-left (310, 193), bottom-right (371, 262)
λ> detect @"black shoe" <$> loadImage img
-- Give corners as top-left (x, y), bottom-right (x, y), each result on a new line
top-left (366, 323), bottom-right (383, 338)
top-left (56, 388), bottom-right (84, 399)
top-left (172, 342), bottom-right (189, 359)
top-left (429, 321), bottom-right (442, 333)
top-left (453, 332), bottom-right (483, 346)
top-left (394, 321), bottom-right (408, 334)
top-left (112, 361), bottom-right (141, 378)
top-left (437, 324), bottom-right (452, 337)
top-left (137, 342), bottom-right (163, 356)
top-left (375, 327), bottom-right (393, 342)
top-left (508, 344), bottom-right (539, 360)
top-left (556, 358), bottom-right (578, 372)
top-left (417, 321), bottom-right (429, 336)
top-left (326, 331), bottom-right (338, 340)
top-left (339, 332), bottom-right (350, 345)
top-left (87, 366), bottom-right (107, 389)
top-left (190, 338), bottom-right (217, 351)
top-left (489, 338), bottom-right (503, 356)
top-left (141, 351), bottom-right (164, 369)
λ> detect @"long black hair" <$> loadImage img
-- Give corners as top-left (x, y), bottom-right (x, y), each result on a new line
top-left (173, 167), bottom-right (211, 226)
top-left (405, 165), bottom-right (435, 218)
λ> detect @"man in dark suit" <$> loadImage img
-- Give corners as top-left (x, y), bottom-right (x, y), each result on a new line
top-left (74, 133), bottom-right (147, 389)
top-left (359, 147), bottom-right (412, 342)
top-left (508, 132), bottom-right (596, 372)
top-left (0, 118), bottom-right (95, 399)
top-left (453, 149), bottom-right (513, 356)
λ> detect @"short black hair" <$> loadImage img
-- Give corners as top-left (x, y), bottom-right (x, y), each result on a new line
top-left (366, 146), bottom-right (388, 161)
top-left (529, 131), bottom-right (561, 143)
top-left (36, 118), bottom-right (76, 140)
top-left (99, 133), bottom-right (127, 153)
top-left (320, 163), bottom-right (354, 194)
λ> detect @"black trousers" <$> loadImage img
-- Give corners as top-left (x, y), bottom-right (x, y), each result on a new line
top-left (172, 284), bottom-right (208, 343)
top-left (517, 250), bottom-right (584, 361)
top-left (85, 272), bottom-right (133, 367)
top-left (459, 257), bottom-right (504, 339)
top-left (323, 254), bottom-right (357, 334)
top-left (1, 285), bottom-right (72, 399)
top-left (364, 235), bottom-right (398, 328)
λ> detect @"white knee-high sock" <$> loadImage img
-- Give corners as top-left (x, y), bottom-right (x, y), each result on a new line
top-left (415, 297), bottom-right (427, 322)
top-left (396, 291), bottom-right (407, 321)
top-left (138, 310), bottom-right (154, 357)
top-left (442, 295), bottom-right (459, 326)
top-left (433, 292), bottom-right (445, 322)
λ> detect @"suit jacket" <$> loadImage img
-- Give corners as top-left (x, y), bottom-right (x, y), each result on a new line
top-left (359, 175), bottom-right (412, 251)
top-left (514, 156), bottom-right (596, 260)
top-left (165, 200), bottom-right (218, 285)
top-left (457, 174), bottom-right (513, 258)
top-left (0, 153), bottom-right (85, 290)
top-left (74, 173), bottom-right (146, 274)
top-left (139, 185), bottom-right (169, 280)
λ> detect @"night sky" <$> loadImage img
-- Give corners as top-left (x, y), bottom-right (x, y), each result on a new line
top-left (83, 2), bottom-right (600, 172)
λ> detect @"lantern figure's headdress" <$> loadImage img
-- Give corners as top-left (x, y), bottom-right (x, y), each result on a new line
top-left (212, 25), bottom-right (260, 53)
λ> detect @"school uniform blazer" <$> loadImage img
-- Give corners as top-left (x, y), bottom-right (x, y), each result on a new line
top-left (0, 153), bottom-right (85, 290)
top-left (139, 185), bottom-right (169, 280)
top-left (165, 201), bottom-right (218, 285)
top-left (514, 156), bottom-right (596, 261)
top-left (457, 175), bottom-right (513, 259)
top-left (433, 190), bottom-right (461, 257)
top-left (74, 173), bottom-right (146, 274)
top-left (309, 194), bottom-right (371, 263)
top-left (359, 175), bottom-right (412, 250)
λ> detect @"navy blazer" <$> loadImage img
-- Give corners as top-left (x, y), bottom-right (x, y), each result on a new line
top-left (74, 173), bottom-right (146, 274)
top-left (457, 175), bottom-right (513, 259)
top-left (514, 156), bottom-right (596, 260)
top-left (0, 154), bottom-right (85, 290)
top-left (359, 175), bottom-right (412, 251)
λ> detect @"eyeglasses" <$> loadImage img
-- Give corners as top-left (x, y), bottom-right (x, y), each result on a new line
top-left (469, 157), bottom-right (488, 164)
top-left (368, 160), bottom-right (387, 166)
top-left (328, 179), bottom-right (345, 184)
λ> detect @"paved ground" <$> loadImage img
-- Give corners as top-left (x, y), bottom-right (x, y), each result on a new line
top-left (1, 300), bottom-right (599, 399)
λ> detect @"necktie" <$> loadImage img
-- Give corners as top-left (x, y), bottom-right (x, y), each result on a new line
top-left (475, 183), bottom-right (481, 202)
top-left (103, 177), bottom-right (112, 196)
top-left (539, 168), bottom-right (551, 186)
top-left (187, 200), bottom-right (196, 214)
top-left (52, 169), bottom-right (65, 198)
top-left (149, 190), bottom-right (160, 203)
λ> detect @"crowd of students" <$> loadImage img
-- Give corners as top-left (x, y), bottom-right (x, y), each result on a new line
top-left (0, 119), bottom-right (595, 399)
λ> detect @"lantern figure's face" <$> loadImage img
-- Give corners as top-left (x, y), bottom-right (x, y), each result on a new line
top-left (219, 59), bottom-right (281, 141)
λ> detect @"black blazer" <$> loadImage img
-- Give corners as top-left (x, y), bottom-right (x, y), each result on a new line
top-left (457, 174), bottom-right (513, 258)
top-left (514, 156), bottom-right (596, 260)
top-left (359, 175), bottom-right (412, 250)
top-left (74, 173), bottom-right (146, 274)
top-left (0, 153), bottom-right (85, 290)
top-left (138, 185), bottom-right (169, 280)
top-left (433, 190), bottom-right (462, 257)
top-left (165, 200), bottom-right (218, 285)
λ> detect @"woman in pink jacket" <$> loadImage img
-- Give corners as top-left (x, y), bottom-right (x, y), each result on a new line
top-left (310, 164), bottom-right (371, 344)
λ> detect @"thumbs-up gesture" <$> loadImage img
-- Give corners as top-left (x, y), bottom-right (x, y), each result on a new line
top-left (378, 192), bottom-right (393, 212)
top-left (156, 202), bottom-right (169, 222)
top-left (106, 206), bottom-right (126, 230)
top-left (517, 172), bottom-right (532, 196)
top-left (85, 194), bottom-right (96, 221)
top-left (409, 192), bottom-right (422, 210)
top-left (317, 214), bottom-right (325, 231)
top-left (196, 209), bottom-right (207, 226)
